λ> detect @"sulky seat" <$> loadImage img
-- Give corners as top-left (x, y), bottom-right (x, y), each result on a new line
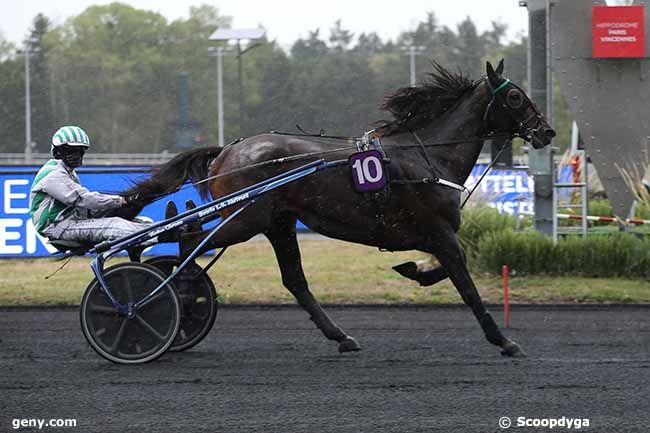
top-left (48, 239), bottom-right (95, 256)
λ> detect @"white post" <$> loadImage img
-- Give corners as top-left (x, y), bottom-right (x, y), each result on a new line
top-left (217, 46), bottom-right (224, 147)
top-left (24, 43), bottom-right (32, 163)
top-left (409, 46), bottom-right (416, 86)
top-left (403, 45), bottom-right (425, 86)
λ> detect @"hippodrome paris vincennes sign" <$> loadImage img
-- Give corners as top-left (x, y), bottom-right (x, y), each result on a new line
top-left (593, 5), bottom-right (645, 58)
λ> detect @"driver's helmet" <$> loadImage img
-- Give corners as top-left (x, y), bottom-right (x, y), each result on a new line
top-left (51, 126), bottom-right (91, 156)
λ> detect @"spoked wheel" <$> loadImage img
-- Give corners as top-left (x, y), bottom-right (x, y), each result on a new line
top-left (80, 262), bottom-right (181, 364)
top-left (144, 256), bottom-right (218, 352)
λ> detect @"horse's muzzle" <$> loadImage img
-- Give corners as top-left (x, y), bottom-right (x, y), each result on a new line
top-left (531, 126), bottom-right (556, 148)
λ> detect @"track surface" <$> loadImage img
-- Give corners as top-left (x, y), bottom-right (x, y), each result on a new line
top-left (1, 306), bottom-right (649, 432)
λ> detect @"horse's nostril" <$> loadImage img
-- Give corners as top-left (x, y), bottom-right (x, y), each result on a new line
top-left (545, 129), bottom-right (556, 139)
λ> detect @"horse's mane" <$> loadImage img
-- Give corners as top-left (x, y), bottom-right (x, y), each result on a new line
top-left (376, 62), bottom-right (475, 136)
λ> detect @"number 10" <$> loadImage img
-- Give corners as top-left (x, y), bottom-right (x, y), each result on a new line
top-left (352, 156), bottom-right (383, 184)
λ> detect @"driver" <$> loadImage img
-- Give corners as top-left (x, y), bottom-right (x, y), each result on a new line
top-left (29, 125), bottom-right (151, 245)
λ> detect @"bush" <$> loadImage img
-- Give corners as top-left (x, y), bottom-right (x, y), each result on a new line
top-left (458, 206), bottom-right (518, 257)
top-left (477, 230), bottom-right (650, 279)
top-left (589, 199), bottom-right (615, 226)
top-left (477, 230), bottom-right (554, 275)
top-left (636, 201), bottom-right (650, 220)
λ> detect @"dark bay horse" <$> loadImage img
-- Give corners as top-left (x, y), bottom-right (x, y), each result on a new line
top-left (123, 60), bottom-right (554, 357)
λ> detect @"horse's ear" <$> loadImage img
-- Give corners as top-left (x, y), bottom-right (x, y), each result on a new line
top-left (496, 59), bottom-right (505, 75)
top-left (486, 61), bottom-right (498, 83)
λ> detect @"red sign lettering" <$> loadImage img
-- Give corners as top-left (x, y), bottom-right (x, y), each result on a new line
top-left (593, 5), bottom-right (645, 58)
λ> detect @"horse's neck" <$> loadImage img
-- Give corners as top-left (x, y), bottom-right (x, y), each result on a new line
top-left (407, 84), bottom-right (488, 183)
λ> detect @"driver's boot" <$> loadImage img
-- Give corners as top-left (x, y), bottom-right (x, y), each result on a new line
top-left (158, 201), bottom-right (182, 243)
top-left (185, 200), bottom-right (203, 233)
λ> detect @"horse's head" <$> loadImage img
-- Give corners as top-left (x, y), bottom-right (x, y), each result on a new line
top-left (483, 60), bottom-right (555, 149)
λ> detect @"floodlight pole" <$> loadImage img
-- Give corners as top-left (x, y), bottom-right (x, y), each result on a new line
top-left (217, 46), bottom-right (225, 148)
top-left (402, 45), bottom-right (426, 86)
top-left (208, 46), bottom-right (228, 147)
top-left (23, 42), bottom-right (33, 163)
top-left (237, 40), bottom-right (243, 136)
top-left (409, 47), bottom-right (417, 86)
top-left (209, 28), bottom-right (265, 145)
top-left (235, 40), bottom-right (263, 137)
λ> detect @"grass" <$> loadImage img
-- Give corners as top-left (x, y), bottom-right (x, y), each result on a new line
top-left (0, 238), bottom-right (648, 306)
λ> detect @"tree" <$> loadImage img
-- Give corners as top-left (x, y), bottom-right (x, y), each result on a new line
top-left (482, 21), bottom-right (508, 55)
top-left (492, 38), bottom-right (527, 89)
top-left (291, 29), bottom-right (328, 59)
top-left (4, 4), bottom-right (543, 156)
top-left (242, 41), bottom-right (295, 135)
top-left (452, 17), bottom-right (484, 77)
top-left (329, 20), bottom-right (354, 52)
top-left (0, 33), bottom-right (24, 153)
top-left (44, 4), bottom-right (171, 152)
top-left (166, 5), bottom-right (231, 146)
top-left (410, 12), bottom-right (438, 47)
top-left (26, 13), bottom-right (53, 152)
top-left (43, 3), bottom-right (232, 152)
top-left (354, 32), bottom-right (384, 56)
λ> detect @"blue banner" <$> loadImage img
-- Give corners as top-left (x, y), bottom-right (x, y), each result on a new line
top-left (466, 165), bottom-right (534, 215)
top-left (0, 166), bottom-right (203, 258)
top-left (466, 164), bottom-right (573, 215)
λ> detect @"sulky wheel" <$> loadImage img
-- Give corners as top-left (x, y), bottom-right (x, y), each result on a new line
top-left (80, 262), bottom-right (181, 364)
top-left (144, 255), bottom-right (218, 352)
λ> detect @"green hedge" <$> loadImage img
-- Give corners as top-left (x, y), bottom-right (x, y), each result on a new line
top-left (458, 206), bottom-right (518, 256)
top-left (477, 230), bottom-right (650, 278)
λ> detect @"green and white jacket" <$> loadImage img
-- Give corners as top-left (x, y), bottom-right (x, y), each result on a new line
top-left (29, 160), bottom-right (123, 236)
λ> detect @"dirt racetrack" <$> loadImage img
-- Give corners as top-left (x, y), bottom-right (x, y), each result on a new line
top-left (1, 305), bottom-right (649, 432)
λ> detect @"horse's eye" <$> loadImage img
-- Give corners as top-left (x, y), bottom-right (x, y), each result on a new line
top-left (506, 89), bottom-right (523, 109)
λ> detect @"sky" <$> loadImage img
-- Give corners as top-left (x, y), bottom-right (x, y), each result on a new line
top-left (2, 0), bottom-right (532, 49)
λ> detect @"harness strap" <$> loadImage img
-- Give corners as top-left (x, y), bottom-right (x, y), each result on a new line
top-left (411, 130), bottom-right (435, 168)
top-left (437, 178), bottom-right (467, 192)
top-left (407, 129), bottom-right (466, 192)
top-left (391, 177), bottom-right (466, 191)
top-left (491, 78), bottom-right (511, 95)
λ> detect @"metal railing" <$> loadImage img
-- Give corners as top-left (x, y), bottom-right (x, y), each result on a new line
top-left (0, 153), bottom-right (177, 166)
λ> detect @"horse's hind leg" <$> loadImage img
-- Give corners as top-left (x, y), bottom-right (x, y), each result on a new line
top-left (265, 217), bottom-right (361, 353)
top-left (427, 227), bottom-right (525, 357)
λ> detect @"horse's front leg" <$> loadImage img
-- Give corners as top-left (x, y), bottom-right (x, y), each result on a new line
top-left (426, 227), bottom-right (525, 357)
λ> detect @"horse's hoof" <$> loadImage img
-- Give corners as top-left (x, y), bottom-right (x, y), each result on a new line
top-left (338, 336), bottom-right (362, 353)
top-left (392, 262), bottom-right (418, 281)
top-left (500, 340), bottom-right (526, 358)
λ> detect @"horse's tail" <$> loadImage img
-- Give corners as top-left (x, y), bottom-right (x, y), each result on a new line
top-left (122, 146), bottom-right (223, 204)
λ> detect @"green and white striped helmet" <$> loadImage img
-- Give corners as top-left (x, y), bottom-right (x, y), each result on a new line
top-left (51, 126), bottom-right (91, 154)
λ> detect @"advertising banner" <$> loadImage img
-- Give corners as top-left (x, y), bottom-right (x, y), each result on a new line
top-left (1, 164), bottom-right (566, 258)
top-left (0, 166), bottom-right (203, 258)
